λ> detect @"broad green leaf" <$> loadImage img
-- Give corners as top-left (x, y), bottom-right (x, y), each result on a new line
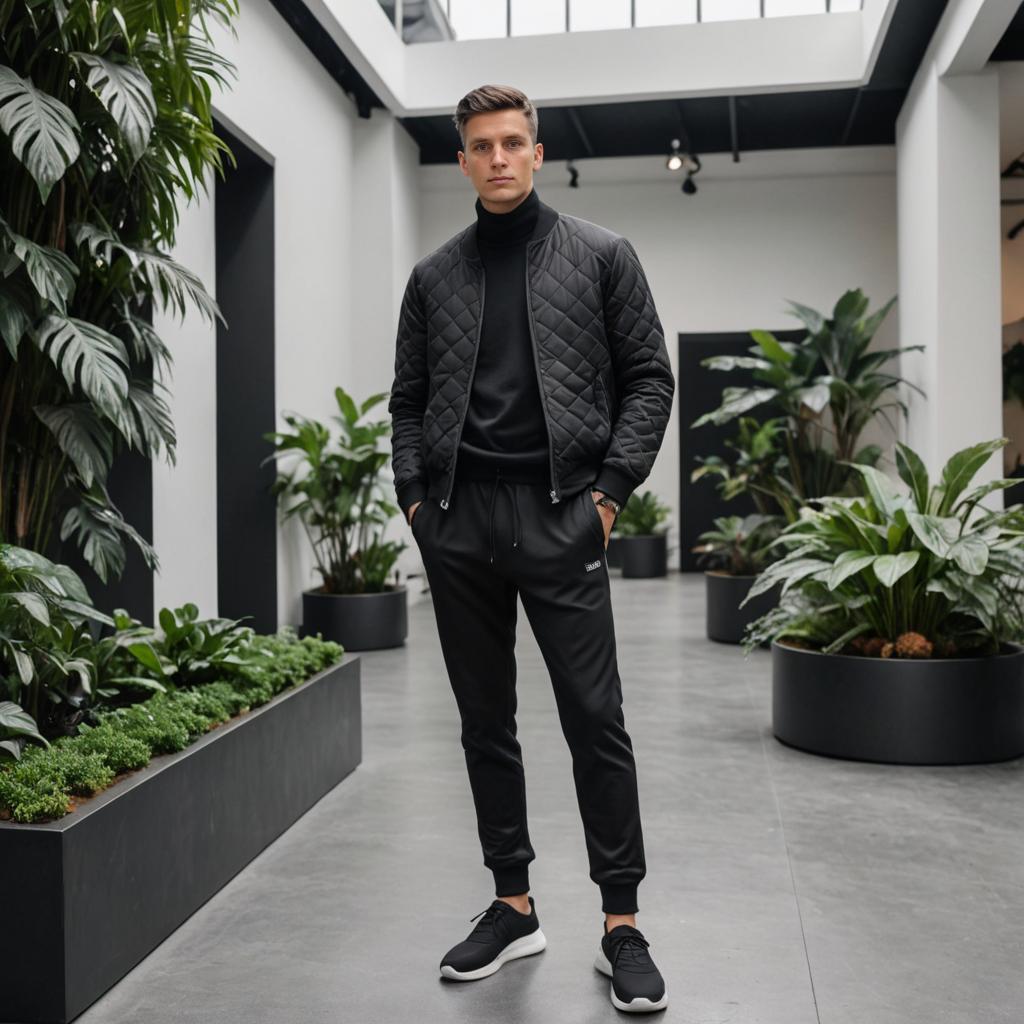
top-left (827, 551), bottom-right (877, 590)
top-left (0, 67), bottom-right (80, 202)
top-left (0, 701), bottom-right (48, 745)
top-left (7, 591), bottom-right (50, 626)
top-left (750, 329), bottom-right (793, 365)
top-left (73, 54), bottom-right (155, 162)
top-left (7, 231), bottom-right (77, 312)
top-left (691, 386), bottom-right (778, 427)
top-left (894, 442), bottom-right (929, 512)
top-left (873, 550), bottom-right (920, 587)
top-left (846, 462), bottom-right (902, 519)
top-left (794, 383), bottom-right (831, 414)
top-left (905, 511), bottom-right (958, 558)
top-left (34, 315), bottom-right (129, 418)
top-left (947, 533), bottom-right (989, 575)
top-left (34, 403), bottom-right (115, 489)
top-left (936, 439), bottom-right (1006, 516)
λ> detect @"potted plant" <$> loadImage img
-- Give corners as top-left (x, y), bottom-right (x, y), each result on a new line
top-left (740, 438), bottom-right (1024, 765)
top-left (692, 289), bottom-right (922, 516)
top-left (692, 513), bottom-right (783, 643)
top-left (264, 386), bottom-right (409, 650)
top-left (613, 490), bottom-right (672, 578)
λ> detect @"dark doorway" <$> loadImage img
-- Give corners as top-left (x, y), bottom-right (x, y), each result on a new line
top-left (214, 121), bottom-right (278, 634)
top-left (677, 329), bottom-right (803, 573)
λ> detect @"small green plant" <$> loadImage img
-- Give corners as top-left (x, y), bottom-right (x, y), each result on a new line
top-left (264, 386), bottom-right (407, 594)
top-left (613, 490), bottom-right (671, 536)
top-left (0, 543), bottom-right (114, 752)
top-left (740, 438), bottom-right (1024, 659)
top-left (692, 513), bottom-right (784, 575)
top-left (691, 417), bottom-right (799, 520)
top-left (0, 628), bottom-right (343, 823)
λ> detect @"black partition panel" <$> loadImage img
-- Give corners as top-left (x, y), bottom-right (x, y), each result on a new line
top-left (677, 329), bottom-right (803, 573)
top-left (214, 122), bottom-right (277, 633)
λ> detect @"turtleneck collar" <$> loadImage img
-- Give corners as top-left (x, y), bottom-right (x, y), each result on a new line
top-left (475, 186), bottom-right (540, 247)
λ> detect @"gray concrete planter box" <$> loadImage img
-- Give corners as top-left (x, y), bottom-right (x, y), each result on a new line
top-left (772, 640), bottom-right (1024, 765)
top-left (0, 654), bottom-right (361, 1024)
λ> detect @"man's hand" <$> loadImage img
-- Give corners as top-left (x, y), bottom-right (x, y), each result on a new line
top-left (407, 499), bottom-right (424, 527)
top-left (591, 489), bottom-right (615, 549)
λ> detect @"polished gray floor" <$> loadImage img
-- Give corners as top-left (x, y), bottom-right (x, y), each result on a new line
top-left (79, 571), bottom-right (1024, 1023)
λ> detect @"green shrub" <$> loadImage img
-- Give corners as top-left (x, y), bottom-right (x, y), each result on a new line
top-left (0, 628), bottom-right (343, 823)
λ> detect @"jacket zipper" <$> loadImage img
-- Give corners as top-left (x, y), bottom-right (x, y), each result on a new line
top-left (440, 268), bottom-right (486, 510)
top-left (524, 245), bottom-right (560, 503)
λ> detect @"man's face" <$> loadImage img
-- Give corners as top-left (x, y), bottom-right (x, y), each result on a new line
top-left (457, 108), bottom-right (543, 213)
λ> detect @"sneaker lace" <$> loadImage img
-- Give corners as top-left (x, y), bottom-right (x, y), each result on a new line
top-left (610, 932), bottom-right (651, 969)
top-left (467, 901), bottom-right (511, 940)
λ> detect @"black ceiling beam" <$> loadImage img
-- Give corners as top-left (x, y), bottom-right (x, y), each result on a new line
top-left (566, 108), bottom-right (596, 159)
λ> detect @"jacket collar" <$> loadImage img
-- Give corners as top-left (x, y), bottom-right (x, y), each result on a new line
top-left (460, 190), bottom-right (559, 264)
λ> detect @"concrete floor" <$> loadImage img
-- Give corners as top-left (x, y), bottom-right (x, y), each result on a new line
top-left (79, 571), bottom-right (1024, 1024)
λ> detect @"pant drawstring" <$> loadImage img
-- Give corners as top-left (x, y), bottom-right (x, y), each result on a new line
top-left (487, 475), bottom-right (522, 564)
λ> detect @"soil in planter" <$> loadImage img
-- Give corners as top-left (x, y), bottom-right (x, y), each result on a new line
top-left (777, 633), bottom-right (1007, 660)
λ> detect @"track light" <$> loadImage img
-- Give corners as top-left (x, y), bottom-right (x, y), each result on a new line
top-left (667, 139), bottom-right (701, 194)
top-left (567, 159), bottom-right (579, 188)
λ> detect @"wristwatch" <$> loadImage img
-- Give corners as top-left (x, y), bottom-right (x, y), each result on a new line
top-left (592, 491), bottom-right (622, 517)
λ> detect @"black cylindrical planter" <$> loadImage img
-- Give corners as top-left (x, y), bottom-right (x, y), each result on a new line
top-left (302, 584), bottom-right (408, 651)
top-left (705, 571), bottom-right (778, 644)
top-left (772, 639), bottom-right (1024, 765)
top-left (619, 533), bottom-right (668, 578)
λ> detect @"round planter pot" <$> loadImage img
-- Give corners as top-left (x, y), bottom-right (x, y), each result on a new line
top-left (619, 533), bottom-right (668, 578)
top-left (705, 571), bottom-right (779, 644)
top-left (772, 639), bottom-right (1024, 765)
top-left (301, 584), bottom-right (408, 651)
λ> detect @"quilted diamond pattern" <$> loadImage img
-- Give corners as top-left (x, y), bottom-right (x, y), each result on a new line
top-left (387, 213), bottom-right (675, 512)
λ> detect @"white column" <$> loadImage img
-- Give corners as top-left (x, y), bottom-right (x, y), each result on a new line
top-left (896, 9), bottom-right (1008, 492)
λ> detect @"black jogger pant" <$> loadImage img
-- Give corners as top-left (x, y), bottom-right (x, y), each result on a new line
top-left (411, 465), bottom-right (646, 915)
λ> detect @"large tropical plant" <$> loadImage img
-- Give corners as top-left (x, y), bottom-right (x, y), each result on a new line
top-left (740, 438), bottom-right (1024, 658)
top-left (0, 0), bottom-right (237, 581)
top-left (692, 289), bottom-right (923, 517)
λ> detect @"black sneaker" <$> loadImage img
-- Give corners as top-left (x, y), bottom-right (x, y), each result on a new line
top-left (439, 896), bottom-right (547, 981)
top-left (594, 922), bottom-right (668, 1012)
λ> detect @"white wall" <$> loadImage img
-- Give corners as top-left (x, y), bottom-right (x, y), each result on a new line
top-left (156, 0), bottom-right (420, 626)
top-left (419, 146), bottom-right (899, 556)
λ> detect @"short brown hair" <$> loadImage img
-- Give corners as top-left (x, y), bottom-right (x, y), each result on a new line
top-left (453, 85), bottom-right (539, 151)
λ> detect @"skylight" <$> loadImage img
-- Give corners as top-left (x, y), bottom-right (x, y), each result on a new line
top-left (441, 0), bottom-right (863, 41)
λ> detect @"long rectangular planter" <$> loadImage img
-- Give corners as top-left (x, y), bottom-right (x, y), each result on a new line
top-left (0, 653), bottom-right (361, 1023)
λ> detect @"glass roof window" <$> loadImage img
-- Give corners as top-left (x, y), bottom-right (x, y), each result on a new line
top-left (433, 0), bottom-right (863, 41)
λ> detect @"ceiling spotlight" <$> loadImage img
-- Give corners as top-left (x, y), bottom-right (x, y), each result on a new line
top-left (682, 175), bottom-right (697, 195)
top-left (567, 159), bottom-right (579, 188)
top-left (666, 139), bottom-right (683, 172)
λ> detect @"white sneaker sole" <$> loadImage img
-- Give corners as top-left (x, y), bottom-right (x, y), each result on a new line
top-left (594, 949), bottom-right (669, 1012)
top-left (439, 928), bottom-right (547, 981)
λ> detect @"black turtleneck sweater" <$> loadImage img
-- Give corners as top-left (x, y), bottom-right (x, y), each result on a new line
top-left (456, 186), bottom-right (551, 480)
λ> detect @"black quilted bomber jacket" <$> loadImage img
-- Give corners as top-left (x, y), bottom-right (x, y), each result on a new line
top-left (387, 193), bottom-right (676, 516)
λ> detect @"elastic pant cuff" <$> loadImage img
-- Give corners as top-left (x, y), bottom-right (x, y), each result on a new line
top-left (600, 883), bottom-right (639, 915)
top-left (493, 867), bottom-right (531, 897)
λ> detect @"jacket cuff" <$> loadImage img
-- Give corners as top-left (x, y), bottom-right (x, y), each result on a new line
top-left (591, 465), bottom-right (637, 510)
top-left (396, 478), bottom-right (428, 517)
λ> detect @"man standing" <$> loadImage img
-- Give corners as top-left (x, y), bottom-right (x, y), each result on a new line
top-left (388, 84), bottom-right (675, 1014)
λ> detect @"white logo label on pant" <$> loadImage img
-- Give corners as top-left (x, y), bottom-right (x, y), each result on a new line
top-left (584, 559), bottom-right (602, 572)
